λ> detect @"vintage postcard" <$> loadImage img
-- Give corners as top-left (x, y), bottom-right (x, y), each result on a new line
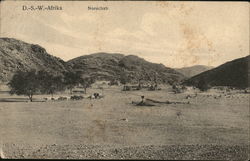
top-left (0, 1), bottom-right (249, 160)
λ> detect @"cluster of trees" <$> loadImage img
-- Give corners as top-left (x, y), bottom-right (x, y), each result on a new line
top-left (119, 68), bottom-right (211, 92)
top-left (8, 70), bottom-right (94, 102)
top-left (119, 69), bottom-right (160, 90)
top-left (172, 84), bottom-right (187, 94)
top-left (196, 77), bottom-right (211, 91)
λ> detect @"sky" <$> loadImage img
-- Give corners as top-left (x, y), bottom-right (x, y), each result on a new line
top-left (0, 1), bottom-right (249, 68)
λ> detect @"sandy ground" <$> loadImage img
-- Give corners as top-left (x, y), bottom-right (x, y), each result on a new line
top-left (0, 86), bottom-right (249, 160)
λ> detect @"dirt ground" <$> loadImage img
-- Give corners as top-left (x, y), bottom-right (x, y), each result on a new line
top-left (0, 86), bottom-right (249, 160)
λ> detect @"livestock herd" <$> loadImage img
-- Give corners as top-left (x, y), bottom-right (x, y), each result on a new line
top-left (43, 93), bottom-right (104, 101)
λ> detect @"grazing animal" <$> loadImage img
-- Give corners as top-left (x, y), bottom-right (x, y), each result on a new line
top-left (58, 96), bottom-right (67, 101)
top-left (89, 93), bottom-right (104, 99)
top-left (214, 95), bottom-right (222, 99)
top-left (44, 97), bottom-right (55, 101)
top-left (45, 96), bottom-right (71, 101)
top-left (94, 93), bottom-right (99, 98)
top-left (43, 97), bottom-right (51, 101)
top-left (70, 95), bottom-right (84, 100)
top-left (51, 97), bottom-right (59, 101)
top-left (89, 95), bottom-right (95, 99)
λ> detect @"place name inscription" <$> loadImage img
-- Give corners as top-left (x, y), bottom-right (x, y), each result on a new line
top-left (22, 5), bottom-right (63, 11)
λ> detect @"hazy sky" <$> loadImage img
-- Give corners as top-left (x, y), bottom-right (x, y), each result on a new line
top-left (0, 1), bottom-right (249, 68)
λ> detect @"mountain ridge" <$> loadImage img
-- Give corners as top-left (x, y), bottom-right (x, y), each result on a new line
top-left (0, 37), bottom-right (69, 82)
top-left (0, 38), bottom-right (185, 84)
top-left (1, 37), bottom-right (248, 88)
top-left (183, 55), bottom-right (250, 89)
top-left (176, 65), bottom-right (214, 78)
top-left (67, 52), bottom-right (186, 84)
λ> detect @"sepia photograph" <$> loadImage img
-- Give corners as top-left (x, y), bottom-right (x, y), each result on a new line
top-left (0, 1), bottom-right (249, 160)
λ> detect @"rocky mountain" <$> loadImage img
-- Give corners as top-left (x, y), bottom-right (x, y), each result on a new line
top-left (176, 65), bottom-right (213, 78)
top-left (0, 38), bottom-right (185, 84)
top-left (0, 38), bottom-right (69, 82)
top-left (67, 53), bottom-right (186, 84)
top-left (2, 38), bottom-right (248, 88)
top-left (183, 55), bottom-right (250, 89)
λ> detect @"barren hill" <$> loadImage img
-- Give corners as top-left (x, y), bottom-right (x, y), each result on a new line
top-left (176, 65), bottom-right (213, 78)
top-left (0, 38), bottom-right (184, 84)
top-left (0, 38), bottom-right (69, 82)
top-left (67, 53), bottom-right (185, 84)
top-left (183, 55), bottom-right (250, 88)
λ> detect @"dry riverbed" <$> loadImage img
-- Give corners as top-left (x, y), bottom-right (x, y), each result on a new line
top-left (0, 86), bottom-right (249, 160)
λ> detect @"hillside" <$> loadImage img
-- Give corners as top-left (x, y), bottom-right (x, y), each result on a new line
top-left (0, 38), bottom-right (69, 82)
top-left (183, 55), bottom-right (250, 89)
top-left (0, 38), bottom-right (185, 84)
top-left (67, 53), bottom-right (185, 84)
top-left (176, 65), bottom-right (213, 78)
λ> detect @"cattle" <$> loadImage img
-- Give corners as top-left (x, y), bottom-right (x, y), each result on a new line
top-left (93, 93), bottom-right (100, 99)
top-left (88, 93), bottom-right (104, 99)
top-left (51, 97), bottom-right (59, 101)
top-left (44, 97), bottom-right (50, 101)
top-left (88, 95), bottom-right (95, 99)
top-left (58, 96), bottom-right (67, 101)
top-left (185, 94), bottom-right (197, 99)
top-left (44, 97), bottom-right (53, 101)
top-left (44, 96), bottom-right (71, 101)
top-left (44, 96), bottom-right (60, 101)
top-left (70, 95), bottom-right (84, 100)
top-left (214, 95), bottom-right (222, 99)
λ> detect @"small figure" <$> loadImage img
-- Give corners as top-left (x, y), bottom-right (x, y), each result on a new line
top-left (141, 95), bottom-right (145, 103)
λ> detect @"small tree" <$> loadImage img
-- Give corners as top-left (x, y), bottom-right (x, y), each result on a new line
top-left (79, 77), bottom-right (95, 94)
top-left (63, 71), bottom-right (81, 94)
top-left (153, 73), bottom-right (159, 89)
top-left (120, 71), bottom-right (129, 86)
top-left (8, 70), bottom-right (40, 102)
top-left (37, 71), bottom-right (65, 97)
top-left (45, 76), bottom-right (64, 97)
